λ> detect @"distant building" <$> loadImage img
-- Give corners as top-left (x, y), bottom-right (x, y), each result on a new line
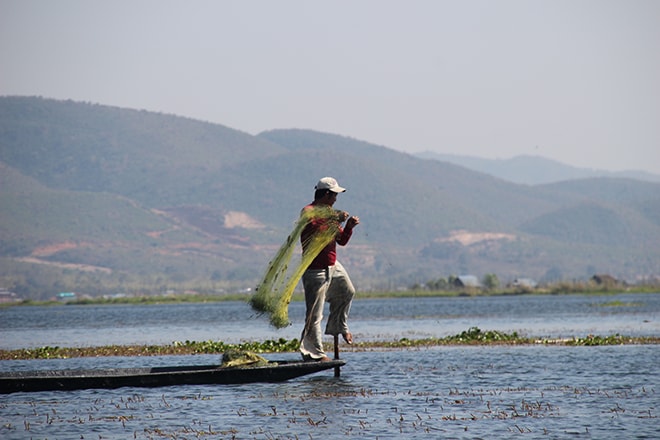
top-left (511, 278), bottom-right (538, 289)
top-left (591, 274), bottom-right (618, 286)
top-left (453, 275), bottom-right (481, 288)
top-left (0, 288), bottom-right (19, 303)
top-left (56, 292), bottom-right (77, 301)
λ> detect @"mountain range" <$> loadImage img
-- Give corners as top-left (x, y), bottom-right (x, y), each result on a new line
top-left (1, 96), bottom-right (659, 299)
top-left (415, 152), bottom-right (660, 185)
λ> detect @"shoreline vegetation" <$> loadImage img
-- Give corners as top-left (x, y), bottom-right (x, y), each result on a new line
top-left (3, 283), bottom-right (660, 308)
top-left (2, 328), bottom-right (658, 361)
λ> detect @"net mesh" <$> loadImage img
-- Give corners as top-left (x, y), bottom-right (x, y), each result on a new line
top-left (250, 206), bottom-right (339, 328)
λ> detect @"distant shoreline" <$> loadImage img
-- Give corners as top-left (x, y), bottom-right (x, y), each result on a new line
top-left (3, 286), bottom-right (659, 308)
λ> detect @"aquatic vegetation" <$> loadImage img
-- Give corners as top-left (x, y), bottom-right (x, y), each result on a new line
top-left (0, 338), bottom-right (300, 360)
top-left (595, 300), bottom-right (643, 308)
top-left (250, 205), bottom-right (340, 328)
top-left (564, 334), bottom-right (631, 346)
top-left (173, 338), bottom-right (300, 354)
top-left (1, 330), bottom-right (657, 360)
top-left (447, 326), bottom-right (521, 343)
top-left (360, 327), bottom-right (528, 349)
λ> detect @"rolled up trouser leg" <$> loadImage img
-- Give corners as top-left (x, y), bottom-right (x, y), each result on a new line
top-left (300, 268), bottom-right (330, 360)
top-left (325, 261), bottom-right (355, 337)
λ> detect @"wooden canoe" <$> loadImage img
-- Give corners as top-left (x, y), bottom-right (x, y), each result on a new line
top-left (0, 359), bottom-right (345, 394)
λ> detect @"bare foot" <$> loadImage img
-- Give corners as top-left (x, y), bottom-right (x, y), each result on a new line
top-left (342, 332), bottom-right (353, 344)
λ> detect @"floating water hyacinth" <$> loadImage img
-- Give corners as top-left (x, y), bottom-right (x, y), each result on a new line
top-left (250, 206), bottom-right (340, 328)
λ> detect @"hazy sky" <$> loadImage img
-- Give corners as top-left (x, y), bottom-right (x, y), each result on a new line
top-left (2, 0), bottom-right (659, 173)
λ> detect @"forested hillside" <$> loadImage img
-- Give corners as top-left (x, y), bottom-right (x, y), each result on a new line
top-left (1, 97), bottom-right (659, 298)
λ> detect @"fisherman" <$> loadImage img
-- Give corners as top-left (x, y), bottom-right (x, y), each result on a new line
top-left (299, 177), bottom-right (360, 362)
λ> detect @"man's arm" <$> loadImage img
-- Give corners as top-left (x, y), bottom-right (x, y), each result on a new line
top-left (337, 215), bottom-right (360, 246)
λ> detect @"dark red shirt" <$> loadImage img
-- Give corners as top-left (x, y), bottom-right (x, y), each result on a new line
top-left (300, 202), bottom-right (353, 269)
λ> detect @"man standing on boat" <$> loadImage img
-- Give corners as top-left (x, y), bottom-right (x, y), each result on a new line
top-left (300, 177), bottom-right (360, 362)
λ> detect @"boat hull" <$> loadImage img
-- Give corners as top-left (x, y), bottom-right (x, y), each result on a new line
top-left (0, 360), bottom-right (345, 394)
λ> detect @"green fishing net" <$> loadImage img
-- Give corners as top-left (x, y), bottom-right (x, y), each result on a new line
top-left (250, 206), bottom-right (340, 328)
top-left (220, 349), bottom-right (271, 368)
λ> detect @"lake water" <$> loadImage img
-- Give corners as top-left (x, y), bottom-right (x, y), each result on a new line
top-left (1, 293), bottom-right (659, 349)
top-left (1, 293), bottom-right (659, 439)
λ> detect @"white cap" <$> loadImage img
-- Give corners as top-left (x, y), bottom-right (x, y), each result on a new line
top-left (315, 177), bottom-right (346, 193)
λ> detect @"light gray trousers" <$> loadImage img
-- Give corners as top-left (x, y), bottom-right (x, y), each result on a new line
top-left (299, 261), bottom-right (355, 360)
